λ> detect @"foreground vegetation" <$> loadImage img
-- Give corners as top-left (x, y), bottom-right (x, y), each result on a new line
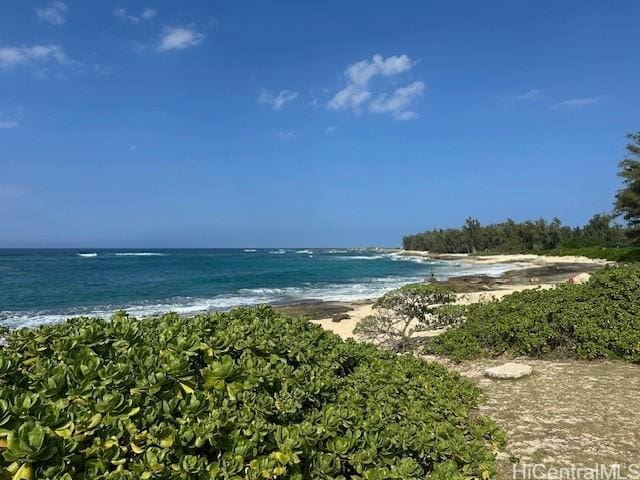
top-left (0, 306), bottom-right (505, 479)
top-left (425, 264), bottom-right (640, 362)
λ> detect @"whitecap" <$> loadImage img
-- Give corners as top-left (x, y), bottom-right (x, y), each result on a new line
top-left (0, 275), bottom-right (426, 328)
top-left (334, 255), bottom-right (384, 260)
top-left (113, 252), bottom-right (167, 257)
top-left (76, 253), bottom-right (97, 258)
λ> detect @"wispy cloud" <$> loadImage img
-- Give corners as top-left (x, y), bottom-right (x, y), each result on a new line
top-left (0, 119), bottom-right (19, 129)
top-left (0, 107), bottom-right (24, 129)
top-left (114, 7), bottom-right (156, 25)
top-left (278, 131), bottom-right (294, 141)
top-left (554, 97), bottom-right (600, 109)
top-left (325, 125), bottom-right (337, 134)
top-left (141, 9), bottom-right (157, 20)
top-left (258, 90), bottom-right (299, 110)
top-left (0, 44), bottom-right (72, 70)
top-left (0, 185), bottom-right (30, 200)
top-left (369, 81), bottom-right (425, 120)
top-left (158, 27), bottom-right (205, 52)
top-left (36, 1), bottom-right (68, 26)
top-left (516, 88), bottom-right (543, 101)
top-left (328, 54), bottom-right (423, 120)
top-left (95, 64), bottom-right (113, 76)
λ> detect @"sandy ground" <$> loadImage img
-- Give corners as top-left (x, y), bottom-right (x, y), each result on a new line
top-left (311, 284), bottom-right (555, 340)
top-left (400, 250), bottom-right (613, 266)
top-left (311, 253), bottom-right (607, 340)
top-left (429, 356), bottom-right (640, 478)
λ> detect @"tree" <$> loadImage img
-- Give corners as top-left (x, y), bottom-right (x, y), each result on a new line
top-left (580, 213), bottom-right (626, 246)
top-left (353, 284), bottom-right (456, 352)
top-left (615, 132), bottom-right (640, 242)
top-left (463, 217), bottom-right (481, 253)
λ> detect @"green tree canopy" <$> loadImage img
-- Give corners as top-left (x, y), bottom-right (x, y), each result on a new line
top-left (615, 132), bottom-right (640, 241)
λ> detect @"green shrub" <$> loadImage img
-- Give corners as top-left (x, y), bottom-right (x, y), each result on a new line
top-left (425, 265), bottom-right (640, 362)
top-left (0, 306), bottom-right (504, 479)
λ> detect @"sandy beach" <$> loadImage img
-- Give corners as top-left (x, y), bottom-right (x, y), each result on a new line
top-left (301, 252), bottom-right (612, 340)
top-left (398, 249), bottom-right (613, 265)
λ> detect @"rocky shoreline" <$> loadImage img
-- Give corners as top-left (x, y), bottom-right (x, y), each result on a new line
top-left (275, 256), bottom-right (608, 320)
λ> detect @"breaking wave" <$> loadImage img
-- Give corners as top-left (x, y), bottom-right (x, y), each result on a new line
top-left (114, 252), bottom-right (167, 257)
top-left (0, 276), bottom-right (423, 329)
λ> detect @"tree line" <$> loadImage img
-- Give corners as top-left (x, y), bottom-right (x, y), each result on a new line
top-left (403, 131), bottom-right (640, 253)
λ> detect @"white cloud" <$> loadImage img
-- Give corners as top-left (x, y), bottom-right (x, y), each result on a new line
top-left (114, 8), bottom-right (140, 24)
top-left (516, 88), bottom-right (543, 101)
top-left (278, 131), bottom-right (294, 141)
top-left (369, 80), bottom-right (425, 120)
top-left (258, 90), bottom-right (299, 110)
top-left (328, 54), bottom-right (414, 112)
top-left (0, 44), bottom-right (71, 70)
top-left (325, 125), bottom-right (337, 134)
top-left (36, 1), bottom-right (68, 26)
top-left (158, 27), bottom-right (205, 52)
top-left (328, 84), bottom-right (371, 111)
top-left (555, 97), bottom-right (599, 109)
top-left (0, 119), bottom-right (19, 129)
top-left (114, 7), bottom-right (157, 25)
top-left (142, 8), bottom-right (157, 20)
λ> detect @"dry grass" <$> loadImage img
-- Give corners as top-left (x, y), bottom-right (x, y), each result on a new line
top-left (423, 356), bottom-right (640, 478)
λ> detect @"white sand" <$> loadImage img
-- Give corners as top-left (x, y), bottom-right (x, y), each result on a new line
top-left (399, 250), bottom-right (612, 266)
top-left (312, 283), bottom-right (555, 341)
top-left (313, 252), bottom-right (609, 341)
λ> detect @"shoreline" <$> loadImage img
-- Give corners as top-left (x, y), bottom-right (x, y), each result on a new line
top-left (398, 249), bottom-right (614, 265)
top-left (297, 252), bottom-right (611, 340)
top-left (1, 252), bottom-right (612, 330)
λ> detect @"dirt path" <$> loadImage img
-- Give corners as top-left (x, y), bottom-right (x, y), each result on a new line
top-left (423, 356), bottom-right (640, 478)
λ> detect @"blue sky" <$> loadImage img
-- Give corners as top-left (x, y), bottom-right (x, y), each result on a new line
top-left (1, 0), bottom-right (639, 247)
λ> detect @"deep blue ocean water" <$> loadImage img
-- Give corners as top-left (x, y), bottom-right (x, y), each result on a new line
top-left (0, 249), bottom-right (515, 328)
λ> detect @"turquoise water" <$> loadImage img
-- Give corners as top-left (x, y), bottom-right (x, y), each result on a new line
top-left (0, 249), bottom-right (514, 328)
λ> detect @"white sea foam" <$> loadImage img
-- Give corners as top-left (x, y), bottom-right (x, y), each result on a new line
top-left (295, 249), bottom-right (313, 254)
top-left (243, 249), bottom-right (257, 253)
top-left (114, 252), bottom-right (167, 257)
top-left (0, 275), bottom-right (424, 329)
top-left (1, 258), bottom-right (524, 329)
top-left (335, 255), bottom-right (385, 260)
top-left (269, 249), bottom-right (287, 254)
top-left (76, 253), bottom-right (98, 258)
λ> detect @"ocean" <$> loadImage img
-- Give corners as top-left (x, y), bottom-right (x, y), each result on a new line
top-left (0, 248), bottom-right (515, 328)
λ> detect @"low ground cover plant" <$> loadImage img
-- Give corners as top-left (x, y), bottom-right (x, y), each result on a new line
top-left (0, 306), bottom-right (504, 479)
top-left (425, 265), bottom-right (640, 362)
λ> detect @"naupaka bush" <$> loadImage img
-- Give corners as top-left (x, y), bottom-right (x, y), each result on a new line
top-left (425, 264), bottom-right (640, 362)
top-left (0, 306), bottom-right (503, 479)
